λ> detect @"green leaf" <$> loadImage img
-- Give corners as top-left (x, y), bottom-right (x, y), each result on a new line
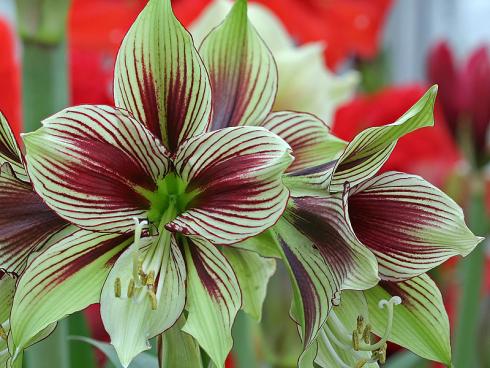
top-left (328, 85), bottom-right (438, 192)
top-left (182, 238), bottom-right (241, 368)
top-left (101, 233), bottom-right (186, 367)
top-left (222, 248), bottom-right (276, 321)
top-left (160, 317), bottom-right (203, 368)
top-left (70, 337), bottom-right (158, 368)
top-left (199, 0), bottom-right (277, 130)
top-left (364, 273), bottom-right (451, 365)
top-left (68, 313), bottom-right (96, 368)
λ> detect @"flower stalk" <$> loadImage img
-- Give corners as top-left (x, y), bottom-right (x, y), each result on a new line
top-left (16, 1), bottom-right (72, 367)
top-left (454, 180), bottom-right (488, 367)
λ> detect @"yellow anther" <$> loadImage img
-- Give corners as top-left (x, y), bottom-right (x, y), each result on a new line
top-left (357, 315), bottom-right (365, 334)
top-left (355, 359), bottom-right (368, 368)
top-left (362, 324), bottom-right (372, 344)
top-left (148, 289), bottom-right (158, 310)
top-left (0, 325), bottom-right (7, 340)
top-left (114, 278), bottom-right (121, 298)
top-left (378, 343), bottom-right (387, 364)
top-left (127, 278), bottom-right (135, 298)
top-left (139, 271), bottom-right (147, 285)
top-left (146, 270), bottom-right (155, 286)
top-left (352, 330), bottom-right (360, 351)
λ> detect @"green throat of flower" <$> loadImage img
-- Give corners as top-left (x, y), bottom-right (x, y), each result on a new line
top-left (138, 173), bottom-right (198, 225)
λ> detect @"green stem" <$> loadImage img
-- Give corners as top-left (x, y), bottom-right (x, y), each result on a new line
top-left (20, 26), bottom-right (69, 368)
top-left (24, 320), bottom-right (70, 368)
top-left (231, 311), bottom-right (257, 368)
top-left (21, 40), bottom-right (68, 132)
top-left (453, 186), bottom-right (487, 367)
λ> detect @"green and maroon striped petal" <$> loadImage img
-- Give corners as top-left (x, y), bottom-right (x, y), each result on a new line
top-left (199, 0), bottom-right (277, 130)
top-left (10, 229), bottom-right (131, 352)
top-left (258, 111), bottom-right (346, 172)
top-left (274, 194), bottom-right (379, 351)
top-left (0, 164), bottom-right (68, 274)
top-left (168, 126), bottom-right (293, 244)
top-left (23, 105), bottom-right (170, 234)
top-left (182, 237), bottom-right (241, 368)
top-left (348, 172), bottom-right (483, 281)
top-left (101, 233), bottom-right (186, 367)
top-left (0, 273), bottom-right (15, 366)
top-left (114, 0), bottom-right (212, 153)
top-left (0, 113), bottom-right (27, 182)
top-left (365, 274), bottom-right (451, 365)
top-left (328, 86), bottom-right (438, 192)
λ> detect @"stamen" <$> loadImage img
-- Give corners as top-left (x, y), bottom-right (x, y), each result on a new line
top-left (131, 218), bottom-right (148, 282)
top-left (146, 271), bottom-right (155, 287)
top-left (127, 278), bottom-right (135, 298)
top-left (148, 289), bottom-right (158, 310)
top-left (0, 324), bottom-right (6, 340)
top-left (357, 315), bottom-right (365, 334)
top-left (378, 343), bottom-right (387, 364)
top-left (355, 358), bottom-right (368, 368)
top-left (114, 278), bottom-right (121, 298)
top-left (362, 324), bottom-right (371, 344)
top-left (352, 330), bottom-right (360, 351)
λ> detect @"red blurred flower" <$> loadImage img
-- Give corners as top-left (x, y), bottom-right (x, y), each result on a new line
top-left (428, 42), bottom-right (490, 161)
top-left (68, 0), bottom-right (146, 105)
top-left (332, 85), bottom-right (462, 187)
top-left (172, 0), bottom-right (392, 69)
top-left (0, 18), bottom-right (21, 138)
top-left (252, 0), bottom-right (393, 69)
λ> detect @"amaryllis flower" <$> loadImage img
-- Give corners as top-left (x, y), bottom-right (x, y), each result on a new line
top-left (188, 0), bottom-right (359, 124)
top-left (332, 85), bottom-right (462, 187)
top-left (428, 41), bottom-right (490, 163)
top-left (5, 1), bottom-right (292, 367)
top-left (257, 86), bottom-right (481, 366)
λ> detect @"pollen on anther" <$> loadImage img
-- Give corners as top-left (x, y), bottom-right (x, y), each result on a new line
top-left (362, 324), bottom-right (372, 344)
top-left (0, 325), bottom-right (7, 340)
top-left (114, 278), bottom-right (122, 298)
top-left (146, 270), bottom-right (155, 286)
top-left (127, 278), bottom-right (135, 298)
top-left (352, 330), bottom-right (360, 351)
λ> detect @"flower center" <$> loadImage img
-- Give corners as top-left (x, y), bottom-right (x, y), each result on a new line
top-left (139, 173), bottom-right (197, 224)
top-left (323, 296), bottom-right (402, 368)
